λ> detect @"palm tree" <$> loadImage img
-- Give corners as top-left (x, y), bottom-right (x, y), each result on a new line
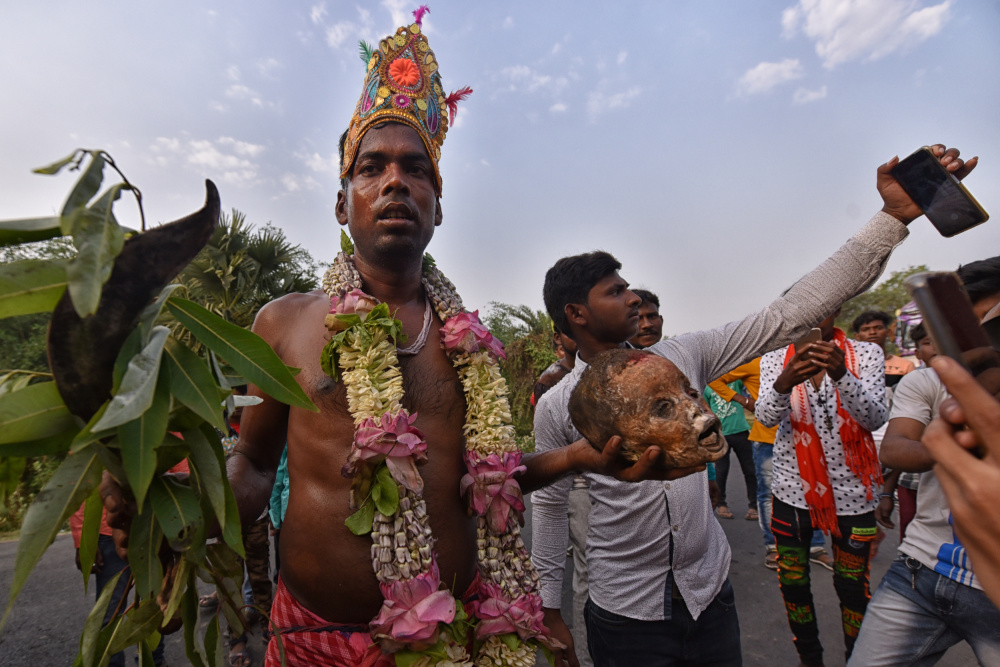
top-left (483, 302), bottom-right (552, 345)
top-left (179, 209), bottom-right (320, 328)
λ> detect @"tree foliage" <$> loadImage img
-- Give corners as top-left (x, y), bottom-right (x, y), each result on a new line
top-left (835, 265), bottom-right (929, 345)
top-left (0, 149), bottom-right (317, 662)
top-left (482, 301), bottom-right (552, 345)
top-left (178, 210), bottom-right (320, 329)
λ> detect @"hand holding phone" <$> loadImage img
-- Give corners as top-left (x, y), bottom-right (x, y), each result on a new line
top-left (892, 147), bottom-right (988, 237)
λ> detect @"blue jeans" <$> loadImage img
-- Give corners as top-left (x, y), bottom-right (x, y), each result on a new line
top-left (95, 535), bottom-right (165, 667)
top-left (752, 442), bottom-right (824, 550)
top-left (849, 556), bottom-right (1000, 666)
top-left (584, 576), bottom-right (742, 666)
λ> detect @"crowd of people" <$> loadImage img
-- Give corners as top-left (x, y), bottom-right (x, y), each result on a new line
top-left (80, 8), bottom-right (1000, 667)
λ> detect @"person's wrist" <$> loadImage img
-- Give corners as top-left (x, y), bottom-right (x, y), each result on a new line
top-left (879, 492), bottom-right (895, 499)
top-left (881, 203), bottom-right (918, 226)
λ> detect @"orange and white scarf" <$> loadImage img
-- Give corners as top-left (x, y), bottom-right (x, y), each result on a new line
top-left (782, 328), bottom-right (882, 537)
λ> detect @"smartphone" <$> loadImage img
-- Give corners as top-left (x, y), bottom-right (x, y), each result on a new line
top-left (892, 147), bottom-right (988, 237)
top-left (905, 271), bottom-right (1000, 383)
top-left (794, 327), bottom-right (822, 354)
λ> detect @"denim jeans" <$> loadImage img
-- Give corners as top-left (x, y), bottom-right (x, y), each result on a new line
top-left (753, 442), bottom-right (825, 551)
top-left (584, 576), bottom-right (742, 666)
top-left (849, 556), bottom-right (1000, 666)
top-left (95, 535), bottom-right (165, 667)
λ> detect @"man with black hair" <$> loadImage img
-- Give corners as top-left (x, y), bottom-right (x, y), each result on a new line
top-left (849, 255), bottom-right (1000, 666)
top-left (853, 309), bottom-right (915, 384)
top-left (527, 145), bottom-right (976, 667)
top-left (629, 289), bottom-right (664, 349)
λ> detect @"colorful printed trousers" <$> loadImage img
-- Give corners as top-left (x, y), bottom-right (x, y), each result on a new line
top-left (771, 498), bottom-right (875, 667)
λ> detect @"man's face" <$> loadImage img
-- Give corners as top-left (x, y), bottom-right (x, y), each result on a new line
top-left (336, 123), bottom-right (442, 261)
top-left (856, 319), bottom-right (889, 348)
top-left (575, 272), bottom-right (641, 344)
top-left (914, 336), bottom-right (937, 365)
top-left (629, 302), bottom-right (663, 349)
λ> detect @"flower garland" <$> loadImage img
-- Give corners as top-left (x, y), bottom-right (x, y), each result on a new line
top-left (321, 233), bottom-right (551, 667)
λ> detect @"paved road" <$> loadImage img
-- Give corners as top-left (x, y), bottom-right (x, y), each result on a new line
top-left (0, 483), bottom-right (978, 666)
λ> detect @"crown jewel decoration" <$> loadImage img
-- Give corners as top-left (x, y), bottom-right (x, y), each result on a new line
top-left (341, 6), bottom-right (471, 194)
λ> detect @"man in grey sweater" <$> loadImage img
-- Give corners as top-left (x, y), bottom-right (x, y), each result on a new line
top-left (519, 145), bottom-right (977, 667)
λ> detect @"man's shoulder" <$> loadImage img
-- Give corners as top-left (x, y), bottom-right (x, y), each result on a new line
top-left (253, 290), bottom-right (328, 341)
top-left (896, 366), bottom-right (943, 394)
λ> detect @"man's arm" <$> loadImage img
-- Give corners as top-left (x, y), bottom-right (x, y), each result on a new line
top-left (880, 417), bottom-right (934, 472)
top-left (651, 146), bottom-right (975, 387)
top-left (830, 344), bottom-right (887, 432)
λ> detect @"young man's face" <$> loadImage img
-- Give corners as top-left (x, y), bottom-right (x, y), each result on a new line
top-left (856, 319), bottom-right (890, 348)
top-left (336, 123), bottom-right (442, 261)
top-left (914, 336), bottom-right (937, 365)
top-left (577, 272), bottom-right (642, 344)
top-left (629, 302), bottom-right (663, 349)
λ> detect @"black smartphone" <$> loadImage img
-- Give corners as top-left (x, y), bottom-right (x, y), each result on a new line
top-left (892, 147), bottom-right (989, 237)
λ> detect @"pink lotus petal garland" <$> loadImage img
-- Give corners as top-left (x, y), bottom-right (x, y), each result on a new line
top-left (321, 235), bottom-right (553, 665)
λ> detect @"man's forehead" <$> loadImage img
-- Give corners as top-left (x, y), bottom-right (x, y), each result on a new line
top-left (356, 122), bottom-right (432, 161)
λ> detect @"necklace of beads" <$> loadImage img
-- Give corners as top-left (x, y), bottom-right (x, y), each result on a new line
top-left (321, 238), bottom-right (550, 666)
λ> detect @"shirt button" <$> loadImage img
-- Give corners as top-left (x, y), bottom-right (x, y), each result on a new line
top-left (664, 483), bottom-right (671, 491)
top-left (672, 525), bottom-right (679, 532)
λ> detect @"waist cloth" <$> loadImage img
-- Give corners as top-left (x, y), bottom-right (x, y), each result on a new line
top-left (266, 572), bottom-right (481, 666)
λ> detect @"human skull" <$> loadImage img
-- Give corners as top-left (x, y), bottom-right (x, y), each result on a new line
top-left (569, 349), bottom-right (728, 469)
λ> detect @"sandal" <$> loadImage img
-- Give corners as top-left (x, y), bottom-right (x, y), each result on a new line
top-left (716, 505), bottom-right (734, 520)
top-left (199, 591), bottom-right (219, 609)
top-left (745, 508), bottom-right (759, 521)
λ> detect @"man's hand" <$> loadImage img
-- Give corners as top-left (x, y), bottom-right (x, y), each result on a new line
top-left (543, 608), bottom-right (579, 667)
top-left (74, 547), bottom-right (104, 574)
top-left (875, 495), bottom-right (896, 529)
top-left (773, 345), bottom-right (820, 394)
top-left (878, 144), bottom-right (978, 224)
top-left (574, 436), bottom-right (706, 482)
top-left (99, 471), bottom-right (135, 560)
top-left (807, 341), bottom-right (846, 381)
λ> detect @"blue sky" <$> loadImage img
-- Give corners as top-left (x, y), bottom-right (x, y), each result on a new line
top-left (2, 1), bottom-right (998, 334)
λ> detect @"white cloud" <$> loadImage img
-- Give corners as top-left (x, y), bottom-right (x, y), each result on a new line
top-left (303, 151), bottom-right (339, 174)
top-left (502, 16), bottom-right (514, 29)
top-left (209, 101), bottom-right (227, 113)
top-left (381, 0), bottom-right (410, 28)
top-left (280, 173), bottom-right (320, 192)
top-left (256, 58), bottom-right (280, 79)
top-left (793, 85), bottom-right (828, 103)
top-left (149, 136), bottom-right (264, 187)
top-left (226, 65), bottom-right (240, 81)
top-left (782, 0), bottom-right (951, 69)
top-left (587, 86), bottom-right (641, 120)
top-left (617, 51), bottom-right (628, 66)
top-left (325, 22), bottom-right (355, 48)
top-left (500, 65), bottom-right (555, 93)
top-left (310, 3), bottom-right (327, 24)
top-left (550, 102), bottom-right (567, 113)
top-left (736, 58), bottom-right (804, 96)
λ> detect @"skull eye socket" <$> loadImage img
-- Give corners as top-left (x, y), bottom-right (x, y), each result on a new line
top-left (654, 399), bottom-right (675, 419)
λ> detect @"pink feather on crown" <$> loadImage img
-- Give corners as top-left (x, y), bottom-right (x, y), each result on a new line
top-left (412, 5), bottom-right (430, 27)
top-left (445, 87), bottom-right (473, 125)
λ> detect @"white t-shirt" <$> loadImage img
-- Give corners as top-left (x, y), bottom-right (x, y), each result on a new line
top-left (891, 368), bottom-right (982, 589)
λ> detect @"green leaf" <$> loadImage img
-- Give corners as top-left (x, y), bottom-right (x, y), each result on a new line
top-left (499, 632), bottom-right (520, 651)
top-left (94, 326), bottom-right (169, 431)
top-left (1, 448), bottom-right (103, 630)
top-left (394, 650), bottom-right (424, 667)
top-left (78, 569), bottom-right (122, 667)
top-left (33, 150), bottom-right (81, 175)
top-left (204, 614), bottom-right (222, 667)
top-left (0, 259), bottom-right (67, 319)
top-left (78, 487), bottom-right (103, 593)
top-left (112, 330), bottom-right (142, 395)
top-left (345, 497), bottom-right (375, 536)
top-left (138, 284), bottom-right (183, 344)
top-left (340, 229), bottom-right (354, 254)
top-left (0, 381), bottom-right (77, 445)
top-left (64, 182), bottom-right (127, 317)
top-left (138, 636), bottom-right (156, 667)
top-left (119, 367), bottom-right (171, 512)
top-left (221, 468), bottom-right (244, 558)
top-left (128, 501), bottom-right (164, 600)
top-left (61, 151), bottom-right (104, 219)
top-left (105, 600), bottom-right (163, 656)
top-left (0, 430), bottom-right (76, 458)
top-left (70, 403), bottom-right (114, 454)
top-left (0, 457), bottom-right (27, 502)
top-left (0, 216), bottom-right (63, 246)
top-left (160, 556), bottom-right (189, 629)
top-left (166, 297), bottom-right (317, 412)
top-left (373, 465), bottom-right (399, 517)
top-left (185, 426), bottom-right (226, 530)
top-left (150, 475), bottom-right (203, 551)
top-left (163, 337), bottom-right (228, 432)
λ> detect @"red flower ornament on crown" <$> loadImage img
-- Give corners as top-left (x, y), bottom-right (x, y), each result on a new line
top-left (340, 6), bottom-right (472, 194)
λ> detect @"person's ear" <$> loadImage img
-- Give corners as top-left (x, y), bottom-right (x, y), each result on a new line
top-left (566, 303), bottom-right (587, 328)
top-left (336, 189), bottom-right (348, 227)
top-left (434, 197), bottom-right (443, 227)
